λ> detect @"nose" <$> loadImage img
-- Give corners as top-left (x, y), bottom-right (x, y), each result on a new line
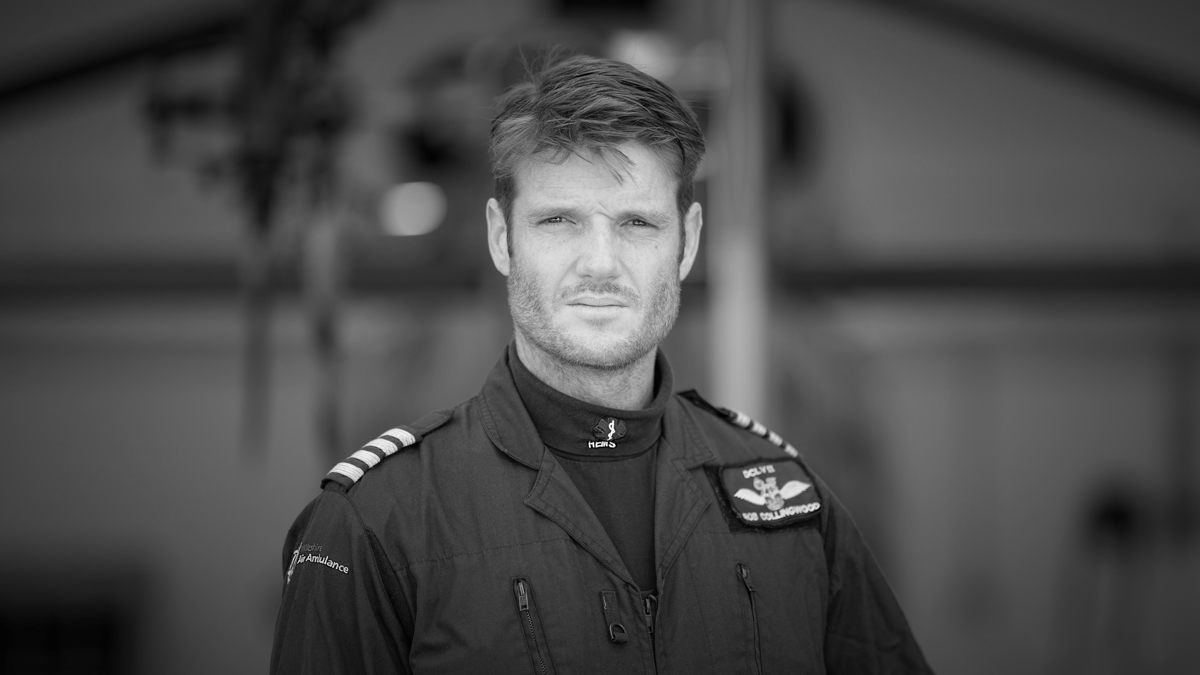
top-left (576, 221), bottom-right (620, 278)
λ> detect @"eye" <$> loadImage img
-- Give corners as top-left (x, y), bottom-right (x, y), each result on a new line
top-left (626, 218), bottom-right (655, 228)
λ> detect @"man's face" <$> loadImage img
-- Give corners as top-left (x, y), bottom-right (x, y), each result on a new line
top-left (486, 142), bottom-right (703, 371)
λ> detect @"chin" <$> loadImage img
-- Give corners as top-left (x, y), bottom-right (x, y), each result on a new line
top-left (552, 331), bottom-right (650, 371)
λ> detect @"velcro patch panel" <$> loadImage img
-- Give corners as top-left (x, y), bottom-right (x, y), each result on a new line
top-left (716, 458), bottom-right (821, 528)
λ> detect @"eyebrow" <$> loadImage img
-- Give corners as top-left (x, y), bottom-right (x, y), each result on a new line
top-left (523, 206), bottom-right (575, 222)
top-left (523, 205), bottom-right (677, 224)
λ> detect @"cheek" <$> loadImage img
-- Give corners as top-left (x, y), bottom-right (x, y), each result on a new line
top-left (634, 246), bottom-right (681, 283)
top-left (510, 249), bottom-right (561, 295)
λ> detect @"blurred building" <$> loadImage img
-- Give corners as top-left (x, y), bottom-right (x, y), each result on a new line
top-left (1, 0), bottom-right (1199, 673)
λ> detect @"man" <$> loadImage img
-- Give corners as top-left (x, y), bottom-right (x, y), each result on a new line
top-left (271, 55), bottom-right (932, 674)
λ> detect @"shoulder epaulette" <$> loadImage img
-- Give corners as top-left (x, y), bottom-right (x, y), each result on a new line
top-left (321, 409), bottom-right (451, 491)
top-left (680, 389), bottom-right (799, 458)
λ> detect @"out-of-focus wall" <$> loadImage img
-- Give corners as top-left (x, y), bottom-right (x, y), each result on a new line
top-left (767, 301), bottom-right (1200, 674)
top-left (0, 294), bottom-right (513, 674)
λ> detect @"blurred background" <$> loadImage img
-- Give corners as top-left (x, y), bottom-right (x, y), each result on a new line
top-left (2, 0), bottom-right (1199, 673)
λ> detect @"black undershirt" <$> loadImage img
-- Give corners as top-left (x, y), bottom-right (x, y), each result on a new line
top-left (509, 344), bottom-right (670, 593)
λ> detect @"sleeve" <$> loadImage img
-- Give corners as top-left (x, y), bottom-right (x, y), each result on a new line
top-left (269, 488), bottom-right (414, 675)
top-left (812, 473), bottom-right (935, 674)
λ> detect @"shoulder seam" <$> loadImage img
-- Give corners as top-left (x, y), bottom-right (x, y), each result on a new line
top-left (678, 389), bottom-right (800, 458)
top-left (325, 489), bottom-right (413, 619)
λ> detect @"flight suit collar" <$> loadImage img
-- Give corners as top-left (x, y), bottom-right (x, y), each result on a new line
top-left (652, 397), bottom-right (717, 581)
top-left (478, 347), bottom-right (544, 470)
top-left (478, 345), bottom-right (717, 588)
top-left (477, 346), bottom-right (633, 580)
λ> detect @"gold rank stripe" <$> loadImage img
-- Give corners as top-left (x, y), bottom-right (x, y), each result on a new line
top-left (323, 427), bottom-right (419, 489)
top-left (721, 407), bottom-right (799, 458)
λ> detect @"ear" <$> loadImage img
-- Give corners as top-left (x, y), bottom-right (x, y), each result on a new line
top-left (678, 201), bottom-right (703, 280)
top-left (486, 198), bottom-right (511, 276)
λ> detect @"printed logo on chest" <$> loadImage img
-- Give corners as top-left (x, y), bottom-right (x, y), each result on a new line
top-left (589, 417), bottom-right (627, 449)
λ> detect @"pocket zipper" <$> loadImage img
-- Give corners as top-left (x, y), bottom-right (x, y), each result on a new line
top-left (737, 563), bottom-right (764, 675)
top-left (514, 578), bottom-right (551, 675)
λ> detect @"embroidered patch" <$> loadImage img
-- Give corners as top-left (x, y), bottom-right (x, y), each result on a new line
top-left (717, 459), bottom-right (821, 528)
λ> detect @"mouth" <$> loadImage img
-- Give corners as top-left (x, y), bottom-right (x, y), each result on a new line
top-left (567, 295), bottom-right (629, 308)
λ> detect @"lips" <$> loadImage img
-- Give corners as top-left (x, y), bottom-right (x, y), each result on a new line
top-left (568, 295), bottom-right (628, 308)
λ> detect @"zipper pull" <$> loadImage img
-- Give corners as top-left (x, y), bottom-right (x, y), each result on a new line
top-left (515, 579), bottom-right (530, 611)
top-left (737, 563), bottom-right (755, 592)
top-left (642, 593), bottom-right (658, 635)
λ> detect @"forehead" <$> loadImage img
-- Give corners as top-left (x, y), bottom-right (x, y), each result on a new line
top-left (510, 143), bottom-right (678, 214)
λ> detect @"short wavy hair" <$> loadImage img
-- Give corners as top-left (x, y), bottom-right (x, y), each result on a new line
top-left (489, 54), bottom-right (706, 223)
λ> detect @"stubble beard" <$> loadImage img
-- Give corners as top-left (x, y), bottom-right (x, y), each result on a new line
top-left (507, 260), bottom-right (680, 372)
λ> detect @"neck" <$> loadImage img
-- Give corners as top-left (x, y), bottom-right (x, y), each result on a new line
top-left (513, 333), bottom-right (657, 410)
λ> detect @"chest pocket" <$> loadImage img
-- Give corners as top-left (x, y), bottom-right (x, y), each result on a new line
top-left (727, 530), bottom-right (830, 672)
top-left (407, 540), bottom-right (649, 674)
top-left (736, 562), bottom-right (765, 675)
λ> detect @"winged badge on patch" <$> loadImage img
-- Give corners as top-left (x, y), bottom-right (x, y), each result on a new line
top-left (718, 459), bottom-right (822, 528)
top-left (735, 476), bottom-right (810, 511)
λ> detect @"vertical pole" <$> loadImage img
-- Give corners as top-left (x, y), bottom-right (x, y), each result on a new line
top-left (304, 200), bottom-right (345, 463)
top-left (709, 0), bottom-right (769, 417)
top-left (240, 222), bottom-right (272, 456)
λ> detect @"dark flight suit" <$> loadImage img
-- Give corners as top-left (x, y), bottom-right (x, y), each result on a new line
top-left (271, 350), bottom-right (933, 674)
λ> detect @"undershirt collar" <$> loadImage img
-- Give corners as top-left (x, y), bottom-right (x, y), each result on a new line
top-left (509, 342), bottom-right (672, 461)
